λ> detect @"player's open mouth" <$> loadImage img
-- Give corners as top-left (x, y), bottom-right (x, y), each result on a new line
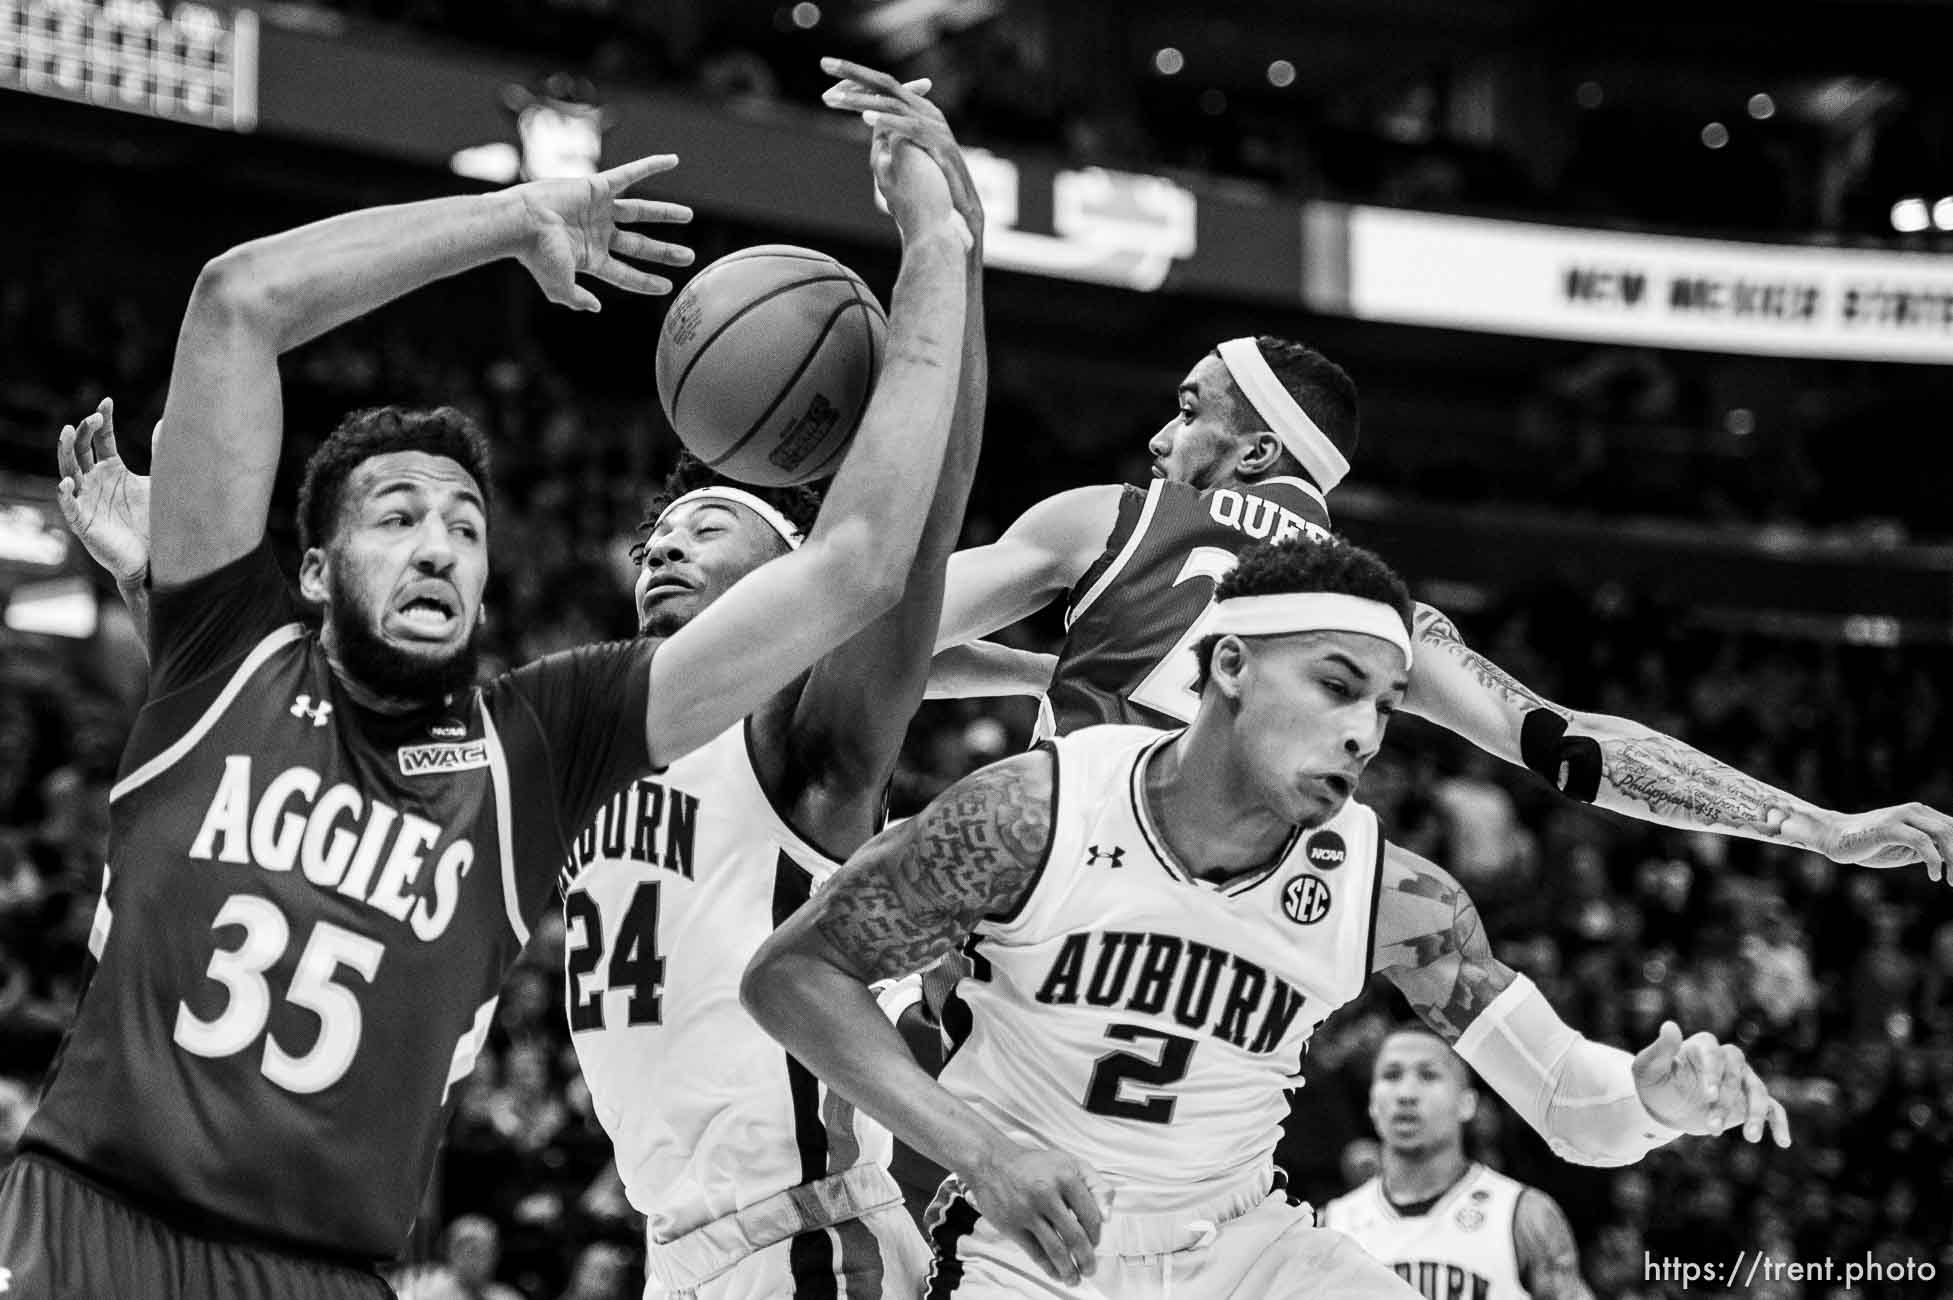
top-left (392, 588), bottom-right (458, 636)
top-left (1316, 773), bottom-right (1354, 800)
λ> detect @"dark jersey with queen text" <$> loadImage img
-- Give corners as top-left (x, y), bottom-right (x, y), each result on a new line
top-left (1041, 476), bottom-right (1332, 738)
top-left (22, 542), bottom-right (657, 1263)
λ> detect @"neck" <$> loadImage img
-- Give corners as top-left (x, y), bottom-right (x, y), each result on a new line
top-left (1380, 1143), bottom-right (1470, 1206)
top-left (321, 636), bottom-right (435, 716)
top-left (1147, 714), bottom-right (1293, 881)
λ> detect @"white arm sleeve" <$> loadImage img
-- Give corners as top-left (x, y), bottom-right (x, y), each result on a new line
top-left (1453, 974), bottom-right (1684, 1167)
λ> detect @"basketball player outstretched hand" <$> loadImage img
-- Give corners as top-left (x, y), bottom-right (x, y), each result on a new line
top-left (1630, 1021), bottom-right (1790, 1146)
top-left (961, 1144), bottom-right (1112, 1286)
top-left (510, 153), bottom-right (697, 312)
top-left (821, 58), bottom-right (985, 250)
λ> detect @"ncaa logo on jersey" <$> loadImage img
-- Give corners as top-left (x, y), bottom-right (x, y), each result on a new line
top-left (1281, 874), bottom-right (1332, 925)
top-left (429, 718), bottom-right (468, 740)
top-left (1303, 830), bottom-right (1346, 871)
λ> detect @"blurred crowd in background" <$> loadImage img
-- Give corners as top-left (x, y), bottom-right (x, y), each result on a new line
top-left (1, 254), bottom-right (1950, 1298)
top-left (4, 2), bottom-right (1952, 1293)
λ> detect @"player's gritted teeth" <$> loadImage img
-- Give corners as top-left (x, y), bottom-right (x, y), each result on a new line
top-left (389, 582), bottom-right (461, 640)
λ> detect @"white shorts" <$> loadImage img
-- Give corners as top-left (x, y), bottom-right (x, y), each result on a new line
top-left (919, 1169), bottom-right (1417, 1300)
top-left (644, 1166), bottom-right (930, 1300)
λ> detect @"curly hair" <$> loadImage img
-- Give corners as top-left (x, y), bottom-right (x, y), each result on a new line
top-left (296, 406), bottom-right (493, 550)
top-left (630, 454), bottom-right (825, 565)
top-left (1211, 335), bottom-right (1360, 484)
top-left (1191, 535), bottom-right (1412, 688)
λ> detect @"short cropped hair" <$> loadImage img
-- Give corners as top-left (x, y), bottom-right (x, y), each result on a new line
top-left (1192, 535), bottom-right (1412, 689)
top-left (1213, 336), bottom-right (1360, 483)
top-left (632, 453), bottom-right (825, 565)
top-left (297, 406), bottom-right (493, 551)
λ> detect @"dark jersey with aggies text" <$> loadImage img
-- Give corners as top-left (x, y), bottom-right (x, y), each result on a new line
top-left (22, 541), bottom-right (657, 1264)
top-left (1040, 476), bottom-right (1332, 738)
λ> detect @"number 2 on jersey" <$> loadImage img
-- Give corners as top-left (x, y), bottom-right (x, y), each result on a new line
top-left (1126, 547), bottom-right (1237, 724)
top-left (173, 893), bottom-right (384, 1095)
top-left (565, 881), bottom-right (666, 1031)
top-left (1083, 1023), bottom-right (1197, 1124)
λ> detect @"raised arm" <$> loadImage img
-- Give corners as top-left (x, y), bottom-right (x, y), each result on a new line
top-left (1513, 1189), bottom-right (1596, 1300)
top-left (741, 749), bottom-right (1107, 1286)
top-left (1372, 840), bottom-right (1788, 1166)
top-left (936, 484), bottom-right (1125, 651)
top-left (644, 91), bottom-right (971, 769)
top-left (768, 66), bottom-right (989, 832)
top-left (1404, 603), bottom-right (1953, 881)
top-left (151, 155), bottom-right (690, 586)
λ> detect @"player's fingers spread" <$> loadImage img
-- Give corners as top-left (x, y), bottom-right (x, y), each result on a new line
top-left (594, 258), bottom-right (673, 296)
top-left (820, 57), bottom-right (905, 97)
top-left (1768, 1098), bottom-right (1792, 1147)
top-left (615, 198), bottom-right (693, 226)
top-left (1739, 1068), bottom-right (1773, 1141)
top-left (58, 424), bottom-right (82, 479)
top-left (611, 230), bottom-right (695, 267)
top-left (606, 153), bottom-right (679, 190)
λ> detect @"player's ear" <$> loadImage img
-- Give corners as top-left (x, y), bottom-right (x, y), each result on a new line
top-left (297, 546), bottom-right (330, 605)
top-left (1211, 635), bottom-right (1249, 703)
top-left (1458, 1084), bottom-right (1479, 1125)
top-left (1237, 431), bottom-right (1285, 477)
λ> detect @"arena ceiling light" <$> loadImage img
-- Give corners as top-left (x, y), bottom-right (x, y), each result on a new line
top-left (1890, 196), bottom-right (1930, 233)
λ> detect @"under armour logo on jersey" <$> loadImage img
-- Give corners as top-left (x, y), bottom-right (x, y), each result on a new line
top-left (290, 694), bottom-right (333, 727)
top-left (1086, 844), bottom-right (1126, 869)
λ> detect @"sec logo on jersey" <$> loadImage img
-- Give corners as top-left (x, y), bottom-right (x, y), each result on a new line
top-left (1282, 874), bottom-right (1333, 925)
top-left (1304, 830), bottom-right (1346, 872)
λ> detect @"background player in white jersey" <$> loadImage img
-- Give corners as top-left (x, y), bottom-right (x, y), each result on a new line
top-left (559, 63), bottom-right (986, 1300)
top-left (925, 332), bottom-right (1953, 879)
top-left (1323, 1028), bottom-right (1594, 1300)
top-left (743, 536), bottom-right (1789, 1300)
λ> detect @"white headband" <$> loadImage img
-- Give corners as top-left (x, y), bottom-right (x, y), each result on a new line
top-left (1215, 337), bottom-right (1350, 494)
top-left (1207, 593), bottom-right (1412, 670)
top-left (657, 487), bottom-right (805, 550)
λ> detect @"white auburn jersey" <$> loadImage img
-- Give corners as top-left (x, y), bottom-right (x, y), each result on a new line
top-left (560, 722), bottom-right (891, 1243)
top-left (1322, 1164), bottom-right (1530, 1300)
top-left (939, 724), bottom-right (1383, 1203)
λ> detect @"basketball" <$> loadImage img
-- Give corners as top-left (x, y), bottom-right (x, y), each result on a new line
top-left (655, 244), bottom-right (888, 487)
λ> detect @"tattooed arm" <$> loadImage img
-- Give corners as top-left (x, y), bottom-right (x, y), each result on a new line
top-left (1403, 602), bottom-right (1953, 880)
top-left (1374, 842), bottom-right (1789, 1163)
top-left (1514, 1189), bottom-right (1596, 1300)
top-left (741, 749), bottom-right (1110, 1285)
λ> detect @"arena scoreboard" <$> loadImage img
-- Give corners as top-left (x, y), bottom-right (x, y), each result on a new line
top-left (1, 0), bottom-right (256, 130)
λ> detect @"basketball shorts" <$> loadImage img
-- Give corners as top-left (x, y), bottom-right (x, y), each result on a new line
top-left (0, 1153), bottom-right (394, 1300)
top-left (644, 1165), bottom-right (930, 1300)
top-left (919, 1166), bottom-right (1418, 1300)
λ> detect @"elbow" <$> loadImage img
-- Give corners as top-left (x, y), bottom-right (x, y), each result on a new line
top-left (189, 249), bottom-right (277, 336)
top-left (821, 522), bottom-right (910, 619)
top-left (738, 943), bottom-right (786, 1029)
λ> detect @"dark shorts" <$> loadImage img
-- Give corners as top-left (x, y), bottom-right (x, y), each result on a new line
top-left (0, 1154), bottom-right (394, 1300)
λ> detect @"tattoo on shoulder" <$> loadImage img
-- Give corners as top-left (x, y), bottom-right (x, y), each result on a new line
top-left (1598, 734), bottom-right (1784, 834)
top-left (812, 753), bottom-right (1052, 982)
top-left (1413, 606), bottom-right (1557, 714)
top-left (1371, 850), bottom-right (1514, 1041)
top-left (1515, 1189), bottom-right (1594, 1300)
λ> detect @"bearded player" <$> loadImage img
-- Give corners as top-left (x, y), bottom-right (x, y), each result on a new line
top-left (1322, 1027), bottom-right (1594, 1300)
top-left (745, 536), bottom-right (1788, 1299)
top-left (928, 333), bottom-right (1953, 879)
top-left (52, 59), bottom-right (987, 1300)
top-left (15, 112), bottom-right (973, 1300)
